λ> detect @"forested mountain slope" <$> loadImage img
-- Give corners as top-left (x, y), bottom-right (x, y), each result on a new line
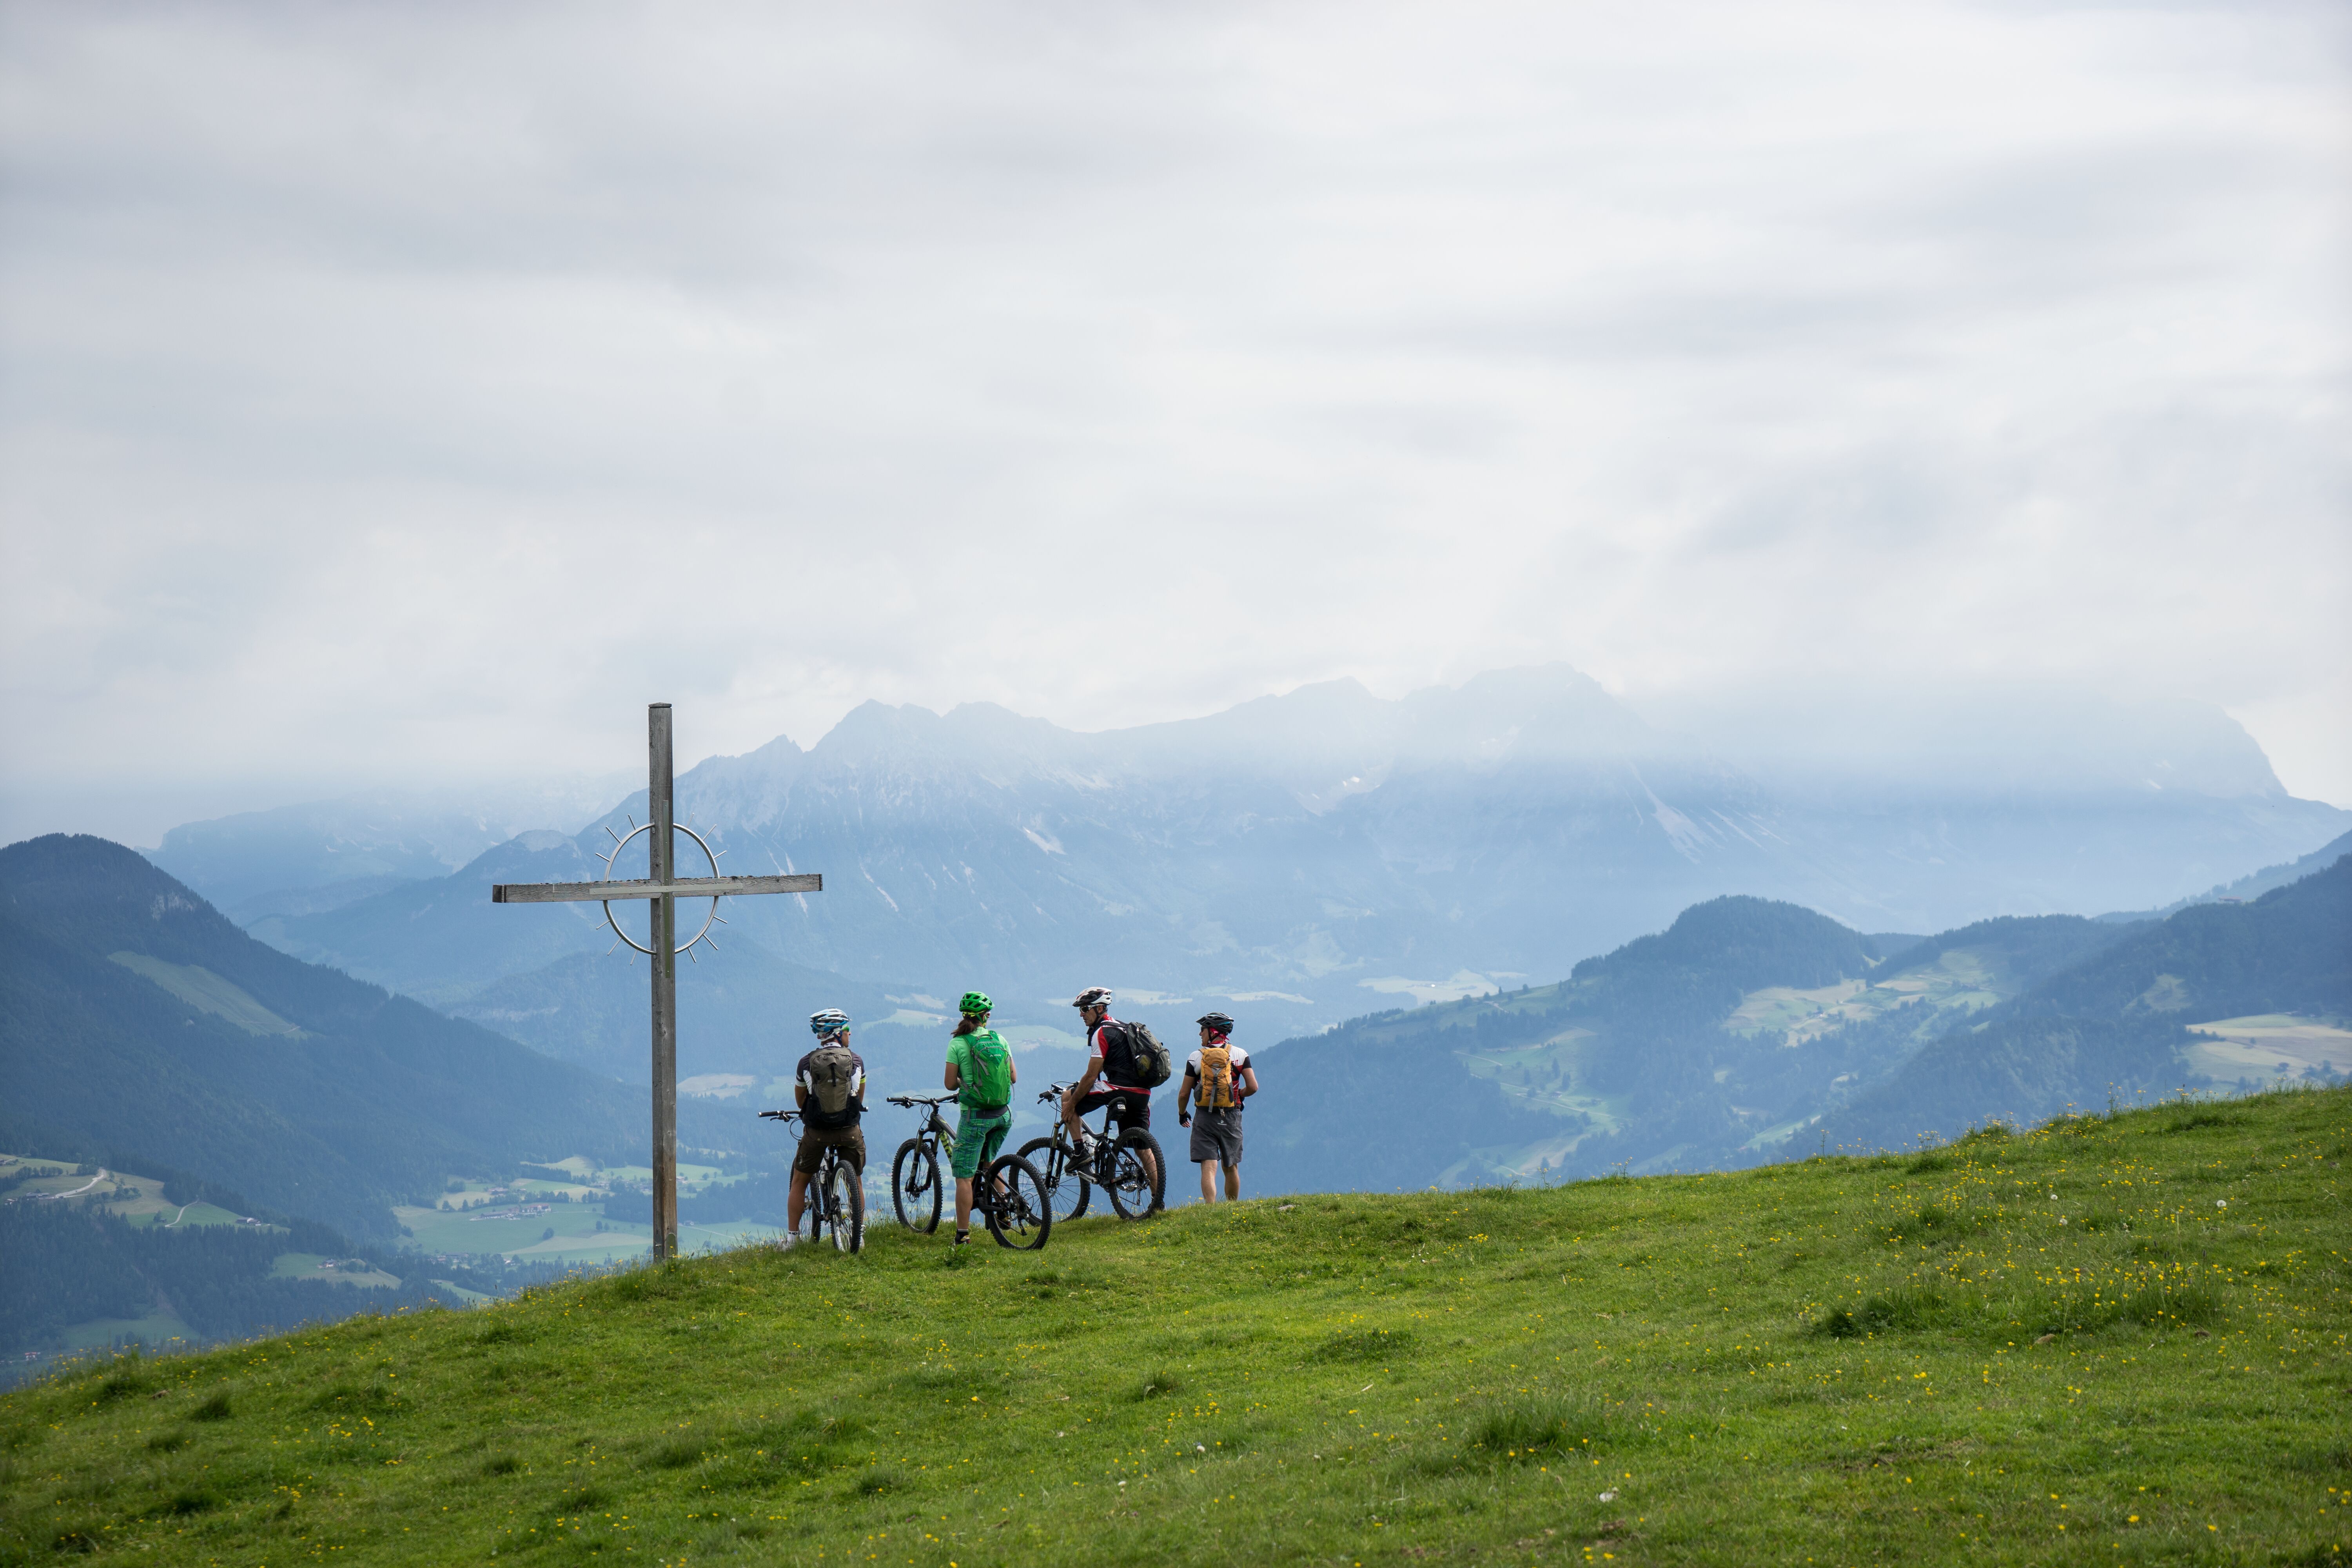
top-left (0, 836), bottom-right (737, 1239)
top-left (2103, 824), bottom-right (2352, 922)
top-left (1826, 852), bottom-right (2352, 1148)
top-left (1245, 896), bottom-right (1947, 1192)
top-left (1245, 858), bottom-right (2348, 1192)
top-left (1244, 892), bottom-right (2201, 1191)
top-left (1872, 913), bottom-right (2140, 987)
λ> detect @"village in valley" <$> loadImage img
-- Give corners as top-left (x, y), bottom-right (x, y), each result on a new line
top-left (0, 1148), bottom-right (780, 1376)
top-left (395, 1157), bottom-right (781, 1270)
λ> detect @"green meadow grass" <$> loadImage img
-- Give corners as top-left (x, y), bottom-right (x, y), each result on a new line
top-left (5, 1088), bottom-right (2347, 1566)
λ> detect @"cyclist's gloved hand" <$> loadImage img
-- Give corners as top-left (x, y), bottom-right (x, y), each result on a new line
top-left (1178, 1111), bottom-right (1192, 1127)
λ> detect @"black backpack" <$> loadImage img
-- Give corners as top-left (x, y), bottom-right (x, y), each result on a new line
top-left (1106, 1021), bottom-right (1172, 1090)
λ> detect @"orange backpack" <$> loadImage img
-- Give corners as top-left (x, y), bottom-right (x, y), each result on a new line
top-left (1197, 1042), bottom-right (1237, 1111)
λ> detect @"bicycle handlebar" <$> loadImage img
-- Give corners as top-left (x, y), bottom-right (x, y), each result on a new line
top-left (758, 1109), bottom-right (800, 1124)
top-left (886, 1094), bottom-right (957, 1108)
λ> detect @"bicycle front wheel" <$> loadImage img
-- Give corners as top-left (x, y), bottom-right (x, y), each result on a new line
top-left (982, 1154), bottom-right (1052, 1251)
top-left (826, 1156), bottom-right (866, 1253)
top-left (1105, 1131), bottom-right (1167, 1220)
top-left (1016, 1137), bottom-right (1089, 1223)
top-left (892, 1138), bottom-right (941, 1234)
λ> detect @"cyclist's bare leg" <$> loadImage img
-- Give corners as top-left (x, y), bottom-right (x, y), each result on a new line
top-left (1222, 1161), bottom-right (1240, 1201)
top-left (1059, 1085), bottom-right (1089, 1151)
top-left (1198, 1161), bottom-right (1217, 1203)
top-left (954, 1176), bottom-right (974, 1236)
top-left (787, 1166), bottom-right (811, 1233)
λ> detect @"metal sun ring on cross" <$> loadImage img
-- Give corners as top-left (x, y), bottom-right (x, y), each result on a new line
top-left (601, 818), bottom-right (727, 958)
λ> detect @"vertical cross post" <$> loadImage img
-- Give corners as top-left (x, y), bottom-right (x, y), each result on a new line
top-left (648, 702), bottom-right (679, 1261)
top-left (490, 705), bottom-right (822, 1268)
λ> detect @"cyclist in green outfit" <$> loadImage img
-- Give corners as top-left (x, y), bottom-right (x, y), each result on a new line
top-left (942, 991), bottom-right (1018, 1248)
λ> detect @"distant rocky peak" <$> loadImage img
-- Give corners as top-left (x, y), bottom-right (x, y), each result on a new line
top-left (1397, 664), bottom-right (1664, 766)
top-left (814, 699), bottom-right (950, 758)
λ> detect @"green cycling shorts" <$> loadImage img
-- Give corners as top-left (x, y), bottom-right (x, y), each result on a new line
top-left (950, 1105), bottom-right (1012, 1180)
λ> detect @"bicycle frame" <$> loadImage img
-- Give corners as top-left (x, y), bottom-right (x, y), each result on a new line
top-left (888, 1094), bottom-right (959, 1159)
top-left (1036, 1083), bottom-right (1129, 1172)
top-left (759, 1108), bottom-right (864, 1251)
top-left (1024, 1083), bottom-right (1164, 1220)
top-left (887, 1093), bottom-right (1051, 1248)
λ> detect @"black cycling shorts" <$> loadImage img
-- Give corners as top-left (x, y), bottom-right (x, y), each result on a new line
top-left (1076, 1087), bottom-right (1150, 1132)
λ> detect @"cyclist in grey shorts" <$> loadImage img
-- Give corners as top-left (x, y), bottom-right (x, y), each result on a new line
top-left (1175, 1011), bottom-right (1258, 1203)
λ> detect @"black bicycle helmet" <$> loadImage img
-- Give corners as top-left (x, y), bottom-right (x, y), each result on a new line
top-left (1196, 1011), bottom-right (1235, 1033)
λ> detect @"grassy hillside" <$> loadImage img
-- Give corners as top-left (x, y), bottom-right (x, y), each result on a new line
top-left (6, 1086), bottom-right (2345, 1566)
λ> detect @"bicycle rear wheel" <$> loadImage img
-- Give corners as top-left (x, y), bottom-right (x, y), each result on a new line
top-left (826, 1156), bottom-right (866, 1253)
top-left (1016, 1137), bottom-right (1089, 1223)
top-left (892, 1138), bottom-right (941, 1234)
top-left (1105, 1131), bottom-right (1167, 1220)
top-left (803, 1157), bottom-right (831, 1245)
top-left (982, 1155), bottom-right (1051, 1251)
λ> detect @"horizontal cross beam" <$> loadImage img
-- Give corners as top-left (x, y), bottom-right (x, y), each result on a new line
top-left (490, 873), bottom-right (822, 905)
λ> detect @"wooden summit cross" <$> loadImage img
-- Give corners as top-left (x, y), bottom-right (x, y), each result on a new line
top-left (489, 703), bottom-right (821, 1260)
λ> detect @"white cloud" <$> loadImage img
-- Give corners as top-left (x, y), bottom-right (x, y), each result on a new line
top-left (2, 0), bottom-right (2346, 844)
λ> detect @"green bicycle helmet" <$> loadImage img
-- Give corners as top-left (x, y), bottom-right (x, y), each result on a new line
top-left (958, 991), bottom-right (993, 1016)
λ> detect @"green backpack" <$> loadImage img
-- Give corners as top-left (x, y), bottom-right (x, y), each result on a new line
top-left (958, 1029), bottom-right (1013, 1114)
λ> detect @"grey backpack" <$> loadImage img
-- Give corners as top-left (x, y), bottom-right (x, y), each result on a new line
top-left (802, 1044), bottom-right (861, 1128)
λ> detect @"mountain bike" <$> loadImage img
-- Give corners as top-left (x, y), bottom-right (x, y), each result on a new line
top-left (886, 1094), bottom-right (1054, 1250)
top-left (1017, 1083), bottom-right (1166, 1221)
top-left (757, 1109), bottom-right (864, 1253)
top-left (885, 1094), bottom-right (956, 1233)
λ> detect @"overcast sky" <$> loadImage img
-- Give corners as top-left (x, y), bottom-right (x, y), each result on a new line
top-left (3, 0), bottom-right (2347, 844)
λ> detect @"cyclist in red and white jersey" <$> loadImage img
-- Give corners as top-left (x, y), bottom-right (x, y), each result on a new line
top-left (1059, 985), bottom-right (1160, 1196)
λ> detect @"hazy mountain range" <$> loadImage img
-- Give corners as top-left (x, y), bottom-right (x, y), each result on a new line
top-left (147, 667), bottom-right (2346, 1070)
top-left (147, 776), bottom-right (635, 922)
